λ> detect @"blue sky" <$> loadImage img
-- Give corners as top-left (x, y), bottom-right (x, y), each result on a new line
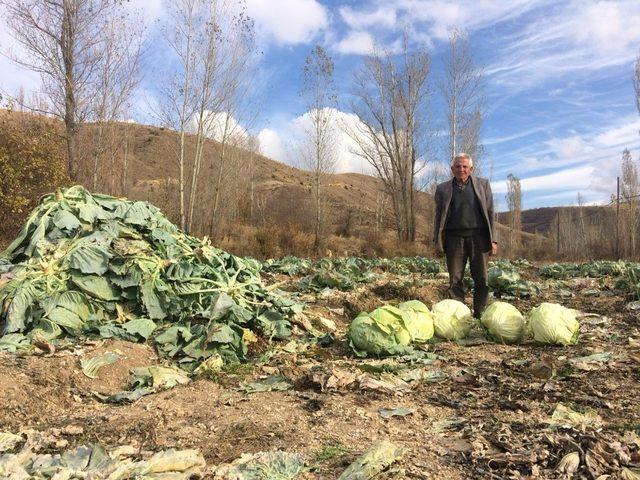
top-left (2, 0), bottom-right (639, 210)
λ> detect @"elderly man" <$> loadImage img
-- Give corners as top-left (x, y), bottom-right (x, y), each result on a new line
top-left (433, 153), bottom-right (497, 318)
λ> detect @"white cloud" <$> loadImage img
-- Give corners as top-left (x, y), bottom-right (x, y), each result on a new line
top-left (256, 108), bottom-right (376, 175)
top-left (335, 0), bottom-right (550, 49)
top-left (333, 31), bottom-right (376, 55)
top-left (245, 0), bottom-right (328, 46)
top-left (339, 6), bottom-right (397, 30)
top-left (593, 121), bottom-right (640, 149)
top-left (190, 111), bottom-right (248, 143)
top-left (492, 116), bottom-right (640, 208)
top-left (545, 135), bottom-right (593, 159)
top-left (258, 128), bottom-right (285, 161)
top-left (492, 165), bottom-right (596, 195)
top-left (486, 0), bottom-right (640, 88)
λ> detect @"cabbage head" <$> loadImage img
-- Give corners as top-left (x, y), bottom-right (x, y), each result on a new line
top-left (431, 299), bottom-right (473, 340)
top-left (347, 306), bottom-right (413, 357)
top-left (480, 301), bottom-right (525, 344)
top-left (397, 300), bottom-right (434, 343)
top-left (528, 302), bottom-right (579, 345)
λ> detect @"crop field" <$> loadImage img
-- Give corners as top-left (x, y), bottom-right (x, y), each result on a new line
top-left (1, 188), bottom-right (640, 479)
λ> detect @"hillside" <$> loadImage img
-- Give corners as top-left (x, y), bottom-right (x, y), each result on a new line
top-left (2, 110), bottom-right (543, 256)
top-left (497, 205), bottom-right (609, 234)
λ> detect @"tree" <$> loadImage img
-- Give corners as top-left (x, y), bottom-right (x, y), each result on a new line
top-left (621, 148), bottom-right (640, 258)
top-left (89, 12), bottom-right (143, 191)
top-left (441, 28), bottom-right (485, 173)
top-left (188, 1), bottom-right (255, 234)
top-left (0, 113), bottom-right (68, 239)
top-left (299, 45), bottom-right (338, 252)
top-left (349, 36), bottom-right (431, 242)
top-left (634, 53), bottom-right (640, 117)
top-left (3, 0), bottom-right (125, 180)
top-left (153, 0), bottom-right (255, 234)
top-left (506, 173), bottom-right (522, 254)
top-left (153, 0), bottom-right (199, 230)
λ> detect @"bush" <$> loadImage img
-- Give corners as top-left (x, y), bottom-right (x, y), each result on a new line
top-left (0, 112), bottom-right (69, 244)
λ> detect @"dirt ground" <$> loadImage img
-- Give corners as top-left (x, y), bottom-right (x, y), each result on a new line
top-left (1, 270), bottom-right (639, 479)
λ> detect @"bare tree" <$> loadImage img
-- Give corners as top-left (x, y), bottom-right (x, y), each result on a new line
top-left (348, 36), bottom-right (431, 242)
top-left (506, 173), bottom-right (522, 254)
top-left (246, 134), bottom-right (259, 225)
top-left (3, 0), bottom-right (123, 179)
top-left (441, 28), bottom-right (485, 174)
top-left (299, 45), bottom-right (338, 252)
top-left (153, 0), bottom-right (201, 230)
top-left (621, 148), bottom-right (640, 258)
top-left (89, 12), bottom-right (143, 191)
top-left (634, 53), bottom-right (640, 117)
top-left (188, 1), bottom-right (255, 234)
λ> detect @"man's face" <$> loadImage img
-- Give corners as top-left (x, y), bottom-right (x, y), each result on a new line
top-left (451, 158), bottom-right (473, 183)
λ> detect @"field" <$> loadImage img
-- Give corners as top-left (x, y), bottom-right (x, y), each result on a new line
top-left (2, 254), bottom-right (640, 479)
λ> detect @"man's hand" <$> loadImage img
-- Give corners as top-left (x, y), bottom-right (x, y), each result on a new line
top-left (491, 242), bottom-right (498, 256)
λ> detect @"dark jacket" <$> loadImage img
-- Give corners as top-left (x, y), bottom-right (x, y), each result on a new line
top-left (433, 176), bottom-right (496, 252)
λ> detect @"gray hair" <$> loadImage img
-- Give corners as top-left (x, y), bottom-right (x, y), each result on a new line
top-left (452, 153), bottom-right (473, 167)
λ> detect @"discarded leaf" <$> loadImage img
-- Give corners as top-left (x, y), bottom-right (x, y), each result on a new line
top-left (379, 407), bottom-right (414, 418)
top-left (80, 351), bottom-right (121, 379)
top-left (338, 441), bottom-right (406, 480)
top-left (239, 375), bottom-right (292, 394)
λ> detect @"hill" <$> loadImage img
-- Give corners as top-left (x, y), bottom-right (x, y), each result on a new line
top-left (497, 205), bottom-right (609, 234)
top-left (1, 109), bottom-right (543, 257)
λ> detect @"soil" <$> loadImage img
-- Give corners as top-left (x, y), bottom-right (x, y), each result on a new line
top-left (2, 268), bottom-right (640, 479)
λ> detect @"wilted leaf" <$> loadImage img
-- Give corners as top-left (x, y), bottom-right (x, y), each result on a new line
top-left (555, 451), bottom-right (580, 476)
top-left (122, 318), bottom-right (157, 340)
top-left (81, 351), bottom-right (121, 379)
top-left (215, 451), bottom-right (306, 479)
top-left (136, 449), bottom-right (205, 475)
top-left (338, 441), bottom-right (406, 480)
top-left (378, 407), bottom-right (414, 419)
top-left (239, 375), bottom-right (292, 394)
top-left (68, 243), bottom-right (112, 275)
top-left (0, 432), bottom-right (23, 453)
top-left (548, 403), bottom-right (602, 430)
top-left (71, 274), bottom-right (120, 301)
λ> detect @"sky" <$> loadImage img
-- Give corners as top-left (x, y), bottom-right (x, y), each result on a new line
top-left (1, 0), bottom-right (640, 210)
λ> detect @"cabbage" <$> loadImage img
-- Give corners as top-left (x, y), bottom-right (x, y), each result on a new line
top-left (397, 300), bottom-right (434, 343)
top-left (347, 306), bottom-right (413, 357)
top-left (431, 299), bottom-right (473, 340)
top-left (528, 302), bottom-right (579, 345)
top-left (480, 301), bottom-right (525, 344)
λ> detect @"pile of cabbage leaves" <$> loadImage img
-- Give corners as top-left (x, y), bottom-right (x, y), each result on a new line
top-left (0, 186), bottom-right (301, 369)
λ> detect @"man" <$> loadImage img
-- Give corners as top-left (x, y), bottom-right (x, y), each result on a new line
top-left (433, 153), bottom-right (497, 318)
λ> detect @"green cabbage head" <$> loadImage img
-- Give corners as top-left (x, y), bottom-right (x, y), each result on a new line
top-left (528, 302), bottom-right (579, 345)
top-left (397, 300), bottom-right (434, 343)
top-left (480, 301), bottom-right (525, 344)
top-left (431, 299), bottom-right (473, 340)
top-left (347, 306), bottom-right (413, 357)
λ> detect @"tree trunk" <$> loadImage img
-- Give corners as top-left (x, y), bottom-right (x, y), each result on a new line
top-left (92, 123), bottom-right (104, 190)
top-left (62, 1), bottom-right (78, 180)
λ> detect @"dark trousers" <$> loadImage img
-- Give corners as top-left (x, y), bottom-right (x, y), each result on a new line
top-left (444, 231), bottom-right (490, 318)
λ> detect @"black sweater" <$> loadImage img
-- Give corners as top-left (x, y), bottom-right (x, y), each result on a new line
top-left (445, 178), bottom-right (486, 232)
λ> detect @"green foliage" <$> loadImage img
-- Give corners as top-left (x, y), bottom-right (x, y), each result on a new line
top-left (616, 264), bottom-right (640, 299)
top-left (0, 186), bottom-right (301, 368)
top-left (539, 261), bottom-right (627, 279)
top-left (487, 260), bottom-right (539, 298)
top-left (347, 306), bottom-right (414, 357)
top-left (0, 113), bottom-right (68, 241)
top-left (314, 443), bottom-right (349, 463)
